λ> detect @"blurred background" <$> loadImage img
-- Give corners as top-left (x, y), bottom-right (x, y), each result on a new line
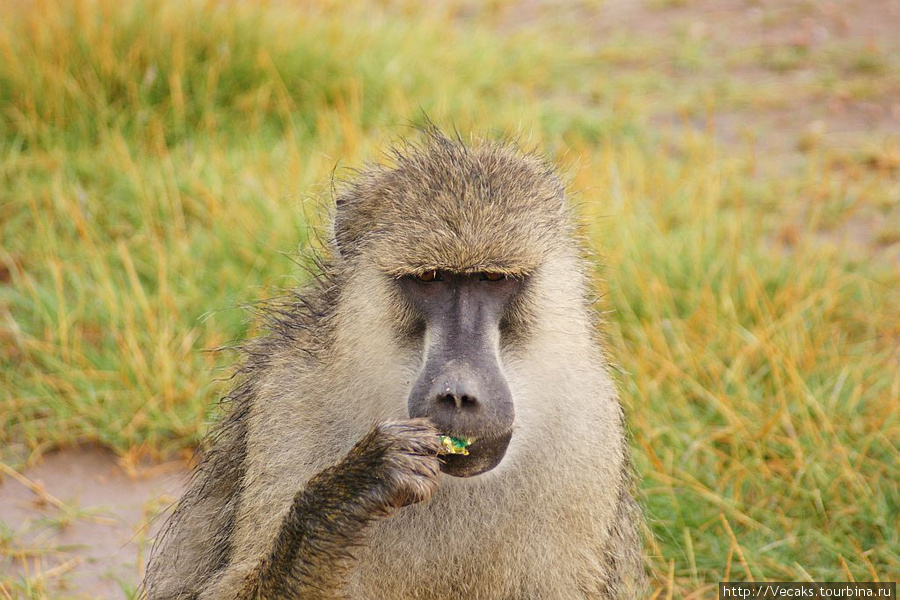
top-left (0, 0), bottom-right (897, 597)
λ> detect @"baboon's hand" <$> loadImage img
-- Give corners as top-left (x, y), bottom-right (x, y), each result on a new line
top-left (353, 419), bottom-right (441, 511)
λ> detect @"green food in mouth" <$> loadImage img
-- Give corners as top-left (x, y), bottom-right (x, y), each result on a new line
top-left (438, 435), bottom-right (476, 456)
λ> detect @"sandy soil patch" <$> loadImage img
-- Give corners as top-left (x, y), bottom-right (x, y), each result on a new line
top-left (0, 447), bottom-right (186, 599)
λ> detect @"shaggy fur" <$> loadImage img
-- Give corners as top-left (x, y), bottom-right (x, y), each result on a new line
top-left (143, 129), bottom-right (646, 599)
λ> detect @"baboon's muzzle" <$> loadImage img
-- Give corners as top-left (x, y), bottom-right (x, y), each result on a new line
top-left (403, 273), bottom-right (517, 478)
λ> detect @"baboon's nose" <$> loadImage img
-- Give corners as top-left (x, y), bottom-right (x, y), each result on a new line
top-left (408, 352), bottom-right (515, 437)
top-left (430, 373), bottom-right (482, 413)
top-left (437, 391), bottom-right (478, 411)
top-left (439, 392), bottom-right (476, 409)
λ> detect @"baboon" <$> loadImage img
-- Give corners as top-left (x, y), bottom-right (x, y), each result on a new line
top-left (144, 129), bottom-right (646, 599)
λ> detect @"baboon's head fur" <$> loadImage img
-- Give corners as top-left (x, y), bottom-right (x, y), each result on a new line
top-left (333, 130), bottom-right (573, 278)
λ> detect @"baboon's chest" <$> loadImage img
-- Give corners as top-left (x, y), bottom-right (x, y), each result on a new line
top-left (344, 509), bottom-right (577, 600)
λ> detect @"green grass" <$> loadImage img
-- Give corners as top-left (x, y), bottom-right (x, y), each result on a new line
top-left (1, 0), bottom-right (898, 597)
top-left (581, 138), bottom-right (898, 589)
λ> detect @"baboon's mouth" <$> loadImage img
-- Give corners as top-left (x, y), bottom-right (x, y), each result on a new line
top-left (438, 429), bottom-right (512, 477)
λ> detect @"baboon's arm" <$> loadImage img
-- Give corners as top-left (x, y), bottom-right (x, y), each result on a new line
top-left (231, 420), bottom-right (440, 600)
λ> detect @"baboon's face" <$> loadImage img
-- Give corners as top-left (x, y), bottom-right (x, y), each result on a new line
top-left (400, 270), bottom-right (522, 478)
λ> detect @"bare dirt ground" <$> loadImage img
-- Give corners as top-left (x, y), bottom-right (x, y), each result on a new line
top-left (0, 448), bottom-right (185, 598)
top-left (502, 0), bottom-right (900, 258)
top-left (1, 0), bottom-right (896, 598)
top-left (512, 0), bottom-right (900, 157)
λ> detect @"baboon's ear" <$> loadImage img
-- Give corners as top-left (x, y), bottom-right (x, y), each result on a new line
top-left (333, 193), bottom-right (359, 259)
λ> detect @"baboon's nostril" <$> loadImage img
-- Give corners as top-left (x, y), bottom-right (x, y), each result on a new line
top-left (438, 392), bottom-right (478, 410)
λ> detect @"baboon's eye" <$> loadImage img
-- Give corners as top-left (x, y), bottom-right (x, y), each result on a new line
top-left (480, 272), bottom-right (505, 282)
top-left (417, 270), bottom-right (441, 282)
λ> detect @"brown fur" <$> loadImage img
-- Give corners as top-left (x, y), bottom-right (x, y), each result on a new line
top-left (143, 129), bottom-right (646, 599)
